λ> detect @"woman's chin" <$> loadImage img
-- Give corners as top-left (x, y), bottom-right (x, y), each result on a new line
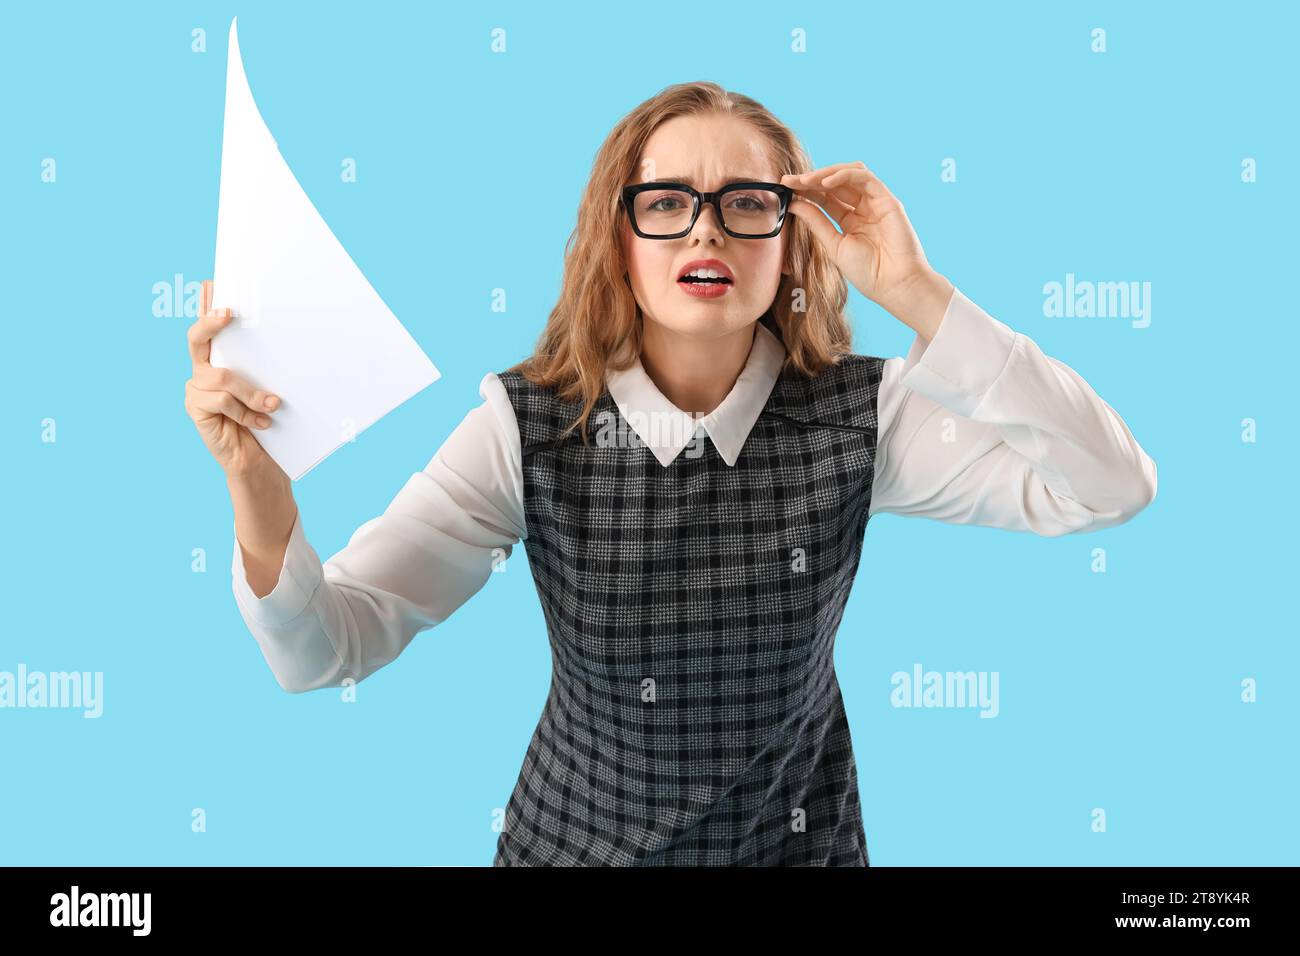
top-left (642, 309), bottom-right (755, 342)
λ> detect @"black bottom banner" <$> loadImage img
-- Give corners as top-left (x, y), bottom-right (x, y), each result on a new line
top-left (0, 865), bottom-right (1284, 940)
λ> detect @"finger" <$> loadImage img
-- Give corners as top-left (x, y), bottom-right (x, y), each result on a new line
top-left (821, 166), bottom-right (889, 195)
top-left (780, 168), bottom-right (857, 222)
top-left (187, 307), bottom-right (234, 367)
top-left (186, 380), bottom-right (272, 429)
top-left (785, 195), bottom-right (844, 255)
top-left (784, 164), bottom-right (883, 213)
top-left (821, 167), bottom-right (901, 206)
top-left (781, 160), bottom-right (866, 186)
top-left (193, 364), bottom-right (281, 413)
top-left (792, 186), bottom-right (855, 226)
top-left (197, 280), bottom-right (232, 325)
top-left (808, 170), bottom-right (903, 223)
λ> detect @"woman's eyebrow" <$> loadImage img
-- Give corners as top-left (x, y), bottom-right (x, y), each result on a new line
top-left (648, 174), bottom-right (767, 186)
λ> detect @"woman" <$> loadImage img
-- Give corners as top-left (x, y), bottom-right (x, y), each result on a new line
top-left (184, 82), bottom-right (1157, 866)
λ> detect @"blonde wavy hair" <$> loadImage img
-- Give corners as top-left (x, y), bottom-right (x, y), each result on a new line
top-left (504, 80), bottom-right (855, 443)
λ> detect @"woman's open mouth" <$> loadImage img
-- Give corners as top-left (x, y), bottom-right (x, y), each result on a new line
top-left (677, 268), bottom-right (734, 299)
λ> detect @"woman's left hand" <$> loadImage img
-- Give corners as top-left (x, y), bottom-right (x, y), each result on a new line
top-left (781, 162), bottom-right (953, 337)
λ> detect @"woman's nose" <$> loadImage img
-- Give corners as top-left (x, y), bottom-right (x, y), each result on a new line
top-left (691, 202), bottom-right (725, 237)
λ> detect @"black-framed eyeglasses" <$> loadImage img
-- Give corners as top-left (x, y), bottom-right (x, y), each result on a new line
top-left (619, 181), bottom-right (793, 239)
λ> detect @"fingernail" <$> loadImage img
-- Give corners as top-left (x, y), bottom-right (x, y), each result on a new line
top-left (256, 416), bottom-right (271, 427)
top-left (265, 396), bottom-right (278, 409)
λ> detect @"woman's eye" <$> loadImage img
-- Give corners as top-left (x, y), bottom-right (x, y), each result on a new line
top-left (647, 196), bottom-right (685, 212)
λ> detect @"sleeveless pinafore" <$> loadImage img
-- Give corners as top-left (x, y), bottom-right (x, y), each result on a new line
top-left (493, 318), bottom-right (886, 865)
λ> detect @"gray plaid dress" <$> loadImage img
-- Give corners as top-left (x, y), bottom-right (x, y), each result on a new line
top-left (492, 317), bottom-right (885, 866)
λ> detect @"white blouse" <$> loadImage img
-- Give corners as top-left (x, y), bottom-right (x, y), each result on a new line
top-left (230, 286), bottom-right (1158, 693)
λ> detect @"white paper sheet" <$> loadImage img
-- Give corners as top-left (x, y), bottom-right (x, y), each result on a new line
top-left (209, 17), bottom-right (440, 480)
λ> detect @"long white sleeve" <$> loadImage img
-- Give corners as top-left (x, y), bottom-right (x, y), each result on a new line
top-left (231, 372), bottom-right (527, 693)
top-left (868, 287), bottom-right (1157, 535)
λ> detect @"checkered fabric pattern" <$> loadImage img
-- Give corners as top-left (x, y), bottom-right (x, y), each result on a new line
top-left (492, 330), bottom-right (886, 866)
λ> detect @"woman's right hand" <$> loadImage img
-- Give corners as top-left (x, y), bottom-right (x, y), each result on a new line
top-left (185, 279), bottom-right (283, 478)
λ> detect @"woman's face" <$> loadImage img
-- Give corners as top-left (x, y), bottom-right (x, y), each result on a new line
top-left (620, 113), bottom-right (790, 343)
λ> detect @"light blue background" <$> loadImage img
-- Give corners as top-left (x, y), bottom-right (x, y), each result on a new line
top-left (2, 0), bottom-right (1295, 866)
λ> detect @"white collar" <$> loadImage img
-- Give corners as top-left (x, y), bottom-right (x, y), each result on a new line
top-left (604, 320), bottom-right (787, 467)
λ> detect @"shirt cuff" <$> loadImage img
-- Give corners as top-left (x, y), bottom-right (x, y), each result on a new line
top-left (230, 509), bottom-right (323, 627)
top-left (898, 287), bottom-right (1019, 418)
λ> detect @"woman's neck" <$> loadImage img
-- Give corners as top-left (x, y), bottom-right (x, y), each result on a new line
top-left (638, 319), bottom-right (756, 416)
